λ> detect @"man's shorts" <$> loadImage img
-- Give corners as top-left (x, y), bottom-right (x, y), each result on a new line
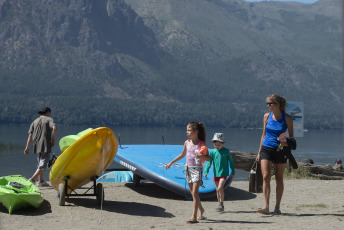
top-left (37, 152), bottom-right (50, 170)
top-left (260, 146), bottom-right (287, 164)
top-left (213, 176), bottom-right (227, 182)
top-left (185, 166), bottom-right (203, 184)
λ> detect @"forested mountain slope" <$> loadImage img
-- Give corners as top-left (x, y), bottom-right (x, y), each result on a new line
top-left (0, 0), bottom-right (342, 128)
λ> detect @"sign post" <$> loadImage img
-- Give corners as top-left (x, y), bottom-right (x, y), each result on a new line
top-left (286, 101), bottom-right (304, 137)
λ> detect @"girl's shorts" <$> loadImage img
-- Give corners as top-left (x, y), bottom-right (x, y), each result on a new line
top-left (185, 166), bottom-right (203, 184)
top-left (260, 146), bottom-right (287, 164)
top-left (213, 176), bottom-right (227, 182)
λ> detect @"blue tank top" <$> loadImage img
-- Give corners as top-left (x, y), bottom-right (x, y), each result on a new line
top-left (262, 112), bottom-right (287, 148)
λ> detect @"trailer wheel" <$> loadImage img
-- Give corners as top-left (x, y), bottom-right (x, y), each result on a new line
top-left (57, 183), bottom-right (66, 206)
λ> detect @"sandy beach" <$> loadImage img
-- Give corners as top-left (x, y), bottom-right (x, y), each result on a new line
top-left (1, 179), bottom-right (343, 230)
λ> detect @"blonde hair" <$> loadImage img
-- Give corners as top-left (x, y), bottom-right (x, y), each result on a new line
top-left (267, 94), bottom-right (287, 112)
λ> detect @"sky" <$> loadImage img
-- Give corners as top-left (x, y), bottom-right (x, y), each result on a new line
top-left (245, 0), bottom-right (318, 3)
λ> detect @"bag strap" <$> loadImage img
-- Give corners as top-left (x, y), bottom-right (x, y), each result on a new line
top-left (251, 160), bottom-right (258, 171)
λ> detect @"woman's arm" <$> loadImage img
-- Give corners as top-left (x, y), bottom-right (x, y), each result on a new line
top-left (256, 113), bottom-right (269, 161)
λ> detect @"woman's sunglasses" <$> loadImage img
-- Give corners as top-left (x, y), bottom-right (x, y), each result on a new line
top-left (266, 102), bottom-right (275, 106)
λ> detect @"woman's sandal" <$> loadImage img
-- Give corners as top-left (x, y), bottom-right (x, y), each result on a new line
top-left (257, 207), bottom-right (270, 215)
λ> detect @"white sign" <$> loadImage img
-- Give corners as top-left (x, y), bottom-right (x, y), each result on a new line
top-left (286, 101), bottom-right (304, 137)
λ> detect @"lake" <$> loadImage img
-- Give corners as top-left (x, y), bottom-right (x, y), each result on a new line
top-left (0, 124), bottom-right (343, 180)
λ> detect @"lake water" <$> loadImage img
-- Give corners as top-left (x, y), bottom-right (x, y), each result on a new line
top-left (0, 124), bottom-right (343, 180)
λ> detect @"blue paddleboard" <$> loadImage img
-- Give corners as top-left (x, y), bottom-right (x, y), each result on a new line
top-left (114, 145), bottom-right (232, 199)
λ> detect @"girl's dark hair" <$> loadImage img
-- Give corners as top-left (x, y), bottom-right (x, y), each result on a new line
top-left (188, 122), bottom-right (206, 142)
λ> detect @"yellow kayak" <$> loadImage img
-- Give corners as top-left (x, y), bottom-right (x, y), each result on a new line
top-left (49, 127), bottom-right (118, 193)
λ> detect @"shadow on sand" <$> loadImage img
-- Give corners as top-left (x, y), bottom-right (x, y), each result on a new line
top-left (123, 181), bottom-right (257, 202)
top-left (125, 182), bottom-right (185, 200)
top-left (223, 186), bottom-right (257, 201)
top-left (65, 197), bottom-right (174, 218)
top-left (0, 199), bottom-right (52, 216)
top-left (202, 218), bottom-right (272, 225)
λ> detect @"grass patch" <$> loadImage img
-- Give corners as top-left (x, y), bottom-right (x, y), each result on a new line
top-left (283, 164), bottom-right (315, 179)
top-left (295, 204), bottom-right (328, 211)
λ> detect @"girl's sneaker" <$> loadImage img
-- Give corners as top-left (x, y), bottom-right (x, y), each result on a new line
top-left (29, 178), bottom-right (35, 184)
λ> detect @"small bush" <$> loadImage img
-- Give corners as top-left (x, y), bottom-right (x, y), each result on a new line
top-left (283, 164), bottom-right (314, 179)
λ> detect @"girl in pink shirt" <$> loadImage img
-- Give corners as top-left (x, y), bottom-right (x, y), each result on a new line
top-left (166, 122), bottom-right (209, 223)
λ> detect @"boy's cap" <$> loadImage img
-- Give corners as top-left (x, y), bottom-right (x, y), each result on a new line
top-left (335, 159), bottom-right (342, 164)
top-left (38, 106), bottom-right (51, 115)
top-left (212, 133), bottom-right (225, 143)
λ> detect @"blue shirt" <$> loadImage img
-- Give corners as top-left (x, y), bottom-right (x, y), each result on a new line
top-left (262, 112), bottom-right (287, 148)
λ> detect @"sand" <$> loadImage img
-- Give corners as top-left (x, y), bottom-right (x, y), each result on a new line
top-left (1, 179), bottom-right (343, 230)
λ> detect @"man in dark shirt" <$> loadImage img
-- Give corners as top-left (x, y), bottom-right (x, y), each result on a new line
top-left (24, 106), bottom-right (57, 187)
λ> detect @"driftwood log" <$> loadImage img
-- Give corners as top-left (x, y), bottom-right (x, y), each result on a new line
top-left (298, 162), bottom-right (344, 180)
top-left (231, 151), bottom-right (344, 180)
top-left (231, 151), bottom-right (257, 171)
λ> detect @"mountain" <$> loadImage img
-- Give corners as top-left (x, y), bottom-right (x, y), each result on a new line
top-left (0, 0), bottom-right (342, 129)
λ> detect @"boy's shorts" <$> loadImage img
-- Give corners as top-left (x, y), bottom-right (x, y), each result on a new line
top-left (185, 166), bottom-right (203, 184)
top-left (260, 146), bottom-right (287, 164)
top-left (213, 176), bottom-right (227, 182)
top-left (37, 152), bottom-right (50, 170)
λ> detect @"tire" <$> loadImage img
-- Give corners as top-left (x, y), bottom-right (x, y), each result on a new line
top-left (57, 183), bottom-right (65, 206)
top-left (133, 173), bottom-right (141, 187)
top-left (96, 183), bottom-right (104, 206)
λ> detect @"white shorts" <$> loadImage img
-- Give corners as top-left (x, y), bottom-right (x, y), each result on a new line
top-left (37, 152), bottom-right (50, 170)
top-left (185, 166), bottom-right (203, 184)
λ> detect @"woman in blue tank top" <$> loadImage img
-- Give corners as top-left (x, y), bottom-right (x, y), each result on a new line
top-left (256, 94), bottom-right (294, 215)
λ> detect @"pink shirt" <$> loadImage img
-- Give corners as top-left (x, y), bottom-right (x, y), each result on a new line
top-left (185, 140), bottom-right (206, 166)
